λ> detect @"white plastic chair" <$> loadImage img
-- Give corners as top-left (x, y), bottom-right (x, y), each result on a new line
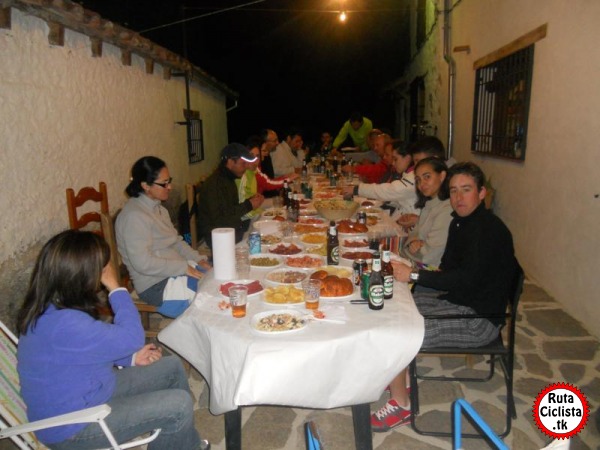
top-left (0, 320), bottom-right (160, 450)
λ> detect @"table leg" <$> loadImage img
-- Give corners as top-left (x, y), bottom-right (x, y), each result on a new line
top-left (351, 403), bottom-right (373, 450)
top-left (224, 407), bottom-right (242, 450)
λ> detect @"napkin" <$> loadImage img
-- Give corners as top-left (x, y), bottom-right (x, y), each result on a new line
top-left (310, 305), bottom-right (348, 323)
top-left (158, 263), bottom-right (208, 318)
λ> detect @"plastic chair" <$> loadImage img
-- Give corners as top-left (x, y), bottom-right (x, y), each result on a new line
top-left (409, 262), bottom-right (525, 439)
top-left (0, 320), bottom-right (160, 450)
top-left (100, 211), bottom-right (160, 339)
top-left (66, 182), bottom-right (109, 236)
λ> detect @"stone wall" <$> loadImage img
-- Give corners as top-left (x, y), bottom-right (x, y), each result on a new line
top-left (0, 10), bottom-right (229, 330)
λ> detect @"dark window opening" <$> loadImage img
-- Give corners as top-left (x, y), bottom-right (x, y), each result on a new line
top-left (184, 109), bottom-right (204, 164)
top-left (471, 45), bottom-right (534, 161)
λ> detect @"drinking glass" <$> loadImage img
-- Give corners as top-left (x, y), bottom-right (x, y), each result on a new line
top-left (303, 279), bottom-right (321, 310)
top-left (228, 285), bottom-right (248, 318)
top-left (235, 247), bottom-right (250, 279)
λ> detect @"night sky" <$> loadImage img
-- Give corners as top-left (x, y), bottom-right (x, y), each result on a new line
top-left (79, 0), bottom-right (410, 145)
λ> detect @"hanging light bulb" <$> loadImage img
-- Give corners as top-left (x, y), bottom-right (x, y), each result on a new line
top-left (339, 10), bottom-right (347, 22)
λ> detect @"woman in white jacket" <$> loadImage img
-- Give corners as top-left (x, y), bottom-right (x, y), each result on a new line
top-left (402, 157), bottom-right (453, 268)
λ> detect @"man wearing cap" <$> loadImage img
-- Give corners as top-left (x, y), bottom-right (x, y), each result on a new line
top-left (197, 143), bottom-right (264, 247)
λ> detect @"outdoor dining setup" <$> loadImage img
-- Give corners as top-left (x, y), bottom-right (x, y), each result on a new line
top-left (159, 171), bottom-right (425, 449)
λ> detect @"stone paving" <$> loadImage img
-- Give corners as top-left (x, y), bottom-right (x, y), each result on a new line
top-left (172, 282), bottom-right (600, 449)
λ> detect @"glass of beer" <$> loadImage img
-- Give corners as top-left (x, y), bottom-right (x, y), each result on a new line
top-left (228, 285), bottom-right (248, 318)
top-left (303, 279), bottom-right (321, 310)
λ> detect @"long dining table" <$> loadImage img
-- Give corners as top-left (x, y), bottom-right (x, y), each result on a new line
top-left (158, 253), bottom-right (424, 449)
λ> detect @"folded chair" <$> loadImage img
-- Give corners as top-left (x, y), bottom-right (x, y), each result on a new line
top-left (0, 320), bottom-right (160, 450)
top-left (409, 262), bottom-right (524, 439)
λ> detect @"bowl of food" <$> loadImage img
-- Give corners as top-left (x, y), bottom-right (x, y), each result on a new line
top-left (313, 200), bottom-right (359, 221)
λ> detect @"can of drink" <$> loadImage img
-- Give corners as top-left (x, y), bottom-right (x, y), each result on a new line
top-left (360, 272), bottom-right (371, 300)
top-left (353, 259), bottom-right (367, 286)
top-left (248, 232), bottom-right (261, 255)
top-left (357, 211), bottom-right (367, 225)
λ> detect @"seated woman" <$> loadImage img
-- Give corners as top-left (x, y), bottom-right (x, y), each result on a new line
top-left (116, 156), bottom-right (210, 306)
top-left (16, 230), bottom-right (210, 450)
top-left (402, 157), bottom-right (453, 269)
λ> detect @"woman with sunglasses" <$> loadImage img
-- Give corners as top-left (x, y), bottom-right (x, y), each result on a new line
top-left (116, 156), bottom-right (210, 306)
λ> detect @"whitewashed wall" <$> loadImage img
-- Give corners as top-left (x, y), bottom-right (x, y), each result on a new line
top-left (0, 9), bottom-right (229, 262)
top-left (404, 0), bottom-right (600, 337)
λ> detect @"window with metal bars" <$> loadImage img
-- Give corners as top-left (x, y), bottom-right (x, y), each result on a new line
top-left (184, 109), bottom-right (204, 164)
top-left (471, 45), bottom-right (534, 161)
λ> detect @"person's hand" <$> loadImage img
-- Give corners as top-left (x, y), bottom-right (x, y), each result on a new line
top-left (134, 344), bottom-right (162, 366)
top-left (408, 240), bottom-right (425, 255)
top-left (187, 265), bottom-right (204, 279)
top-left (286, 173), bottom-right (300, 181)
top-left (391, 260), bottom-right (412, 283)
top-left (198, 260), bottom-right (212, 270)
top-left (101, 262), bottom-right (120, 292)
top-left (341, 185), bottom-right (355, 197)
top-left (397, 214), bottom-right (419, 229)
top-left (250, 193), bottom-right (265, 209)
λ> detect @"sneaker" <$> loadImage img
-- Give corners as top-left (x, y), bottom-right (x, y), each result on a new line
top-left (371, 399), bottom-right (411, 432)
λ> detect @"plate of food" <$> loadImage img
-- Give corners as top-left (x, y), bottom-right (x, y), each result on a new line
top-left (300, 233), bottom-right (327, 246)
top-left (312, 266), bottom-right (353, 279)
top-left (261, 208), bottom-right (286, 219)
top-left (218, 280), bottom-right (264, 299)
top-left (340, 250), bottom-right (376, 266)
top-left (337, 219), bottom-right (369, 235)
top-left (254, 220), bottom-right (281, 235)
top-left (260, 234), bottom-right (283, 246)
top-left (285, 254), bottom-right (326, 269)
top-left (269, 242), bottom-right (303, 255)
top-left (309, 270), bottom-right (355, 299)
top-left (265, 268), bottom-right (309, 286)
top-left (249, 254), bottom-right (284, 269)
top-left (251, 309), bottom-right (308, 335)
top-left (262, 285), bottom-right (305, 305)
top-left (294, 223), bottom-right (327, 234)
top-left (341, 237), bottom-right (369, 248)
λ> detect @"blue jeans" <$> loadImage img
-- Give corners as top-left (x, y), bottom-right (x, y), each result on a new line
top-left (138, 278), bottom-right (169, 306)
top-left (49, 356), bottom-right (202, 450)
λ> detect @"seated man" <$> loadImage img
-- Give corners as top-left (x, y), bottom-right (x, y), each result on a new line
top-left (197, 143), bottom-right (264, 247)
top-left (341, 133), bottom-right (391, 183)
top-left (271, 128), bottom-right (305, 177)
top-left (371, 162), bottom-right (516, 432)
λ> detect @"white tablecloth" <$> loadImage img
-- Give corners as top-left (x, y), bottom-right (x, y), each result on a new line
top-left (159, 266), bottom-right (424, 415)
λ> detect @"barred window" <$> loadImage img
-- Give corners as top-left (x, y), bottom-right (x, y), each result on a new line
top-left (471, 45), bottom-right (534, 161)
top-left (183, 109), bottom-right (205, 164)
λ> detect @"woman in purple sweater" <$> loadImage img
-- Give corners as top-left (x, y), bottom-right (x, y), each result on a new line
top-left (16, 230), bottom-right (209, 450)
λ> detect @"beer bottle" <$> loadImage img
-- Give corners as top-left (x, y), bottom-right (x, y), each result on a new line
top-left (369, 252), bottom-right (384, 310)
top-left (292, 192), bottom-right (300, 222)
top-left (281, 180), bottom-right (289, 207)
top-left (301, 160), bottom-right (308, 180)
top-left (382, 247), bottom-right (394, 299)
top-left (327, 220), bottom-right (339, 265)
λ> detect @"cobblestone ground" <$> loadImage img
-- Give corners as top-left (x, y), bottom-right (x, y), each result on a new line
top-left (184, 283), bottom-right (600, 449)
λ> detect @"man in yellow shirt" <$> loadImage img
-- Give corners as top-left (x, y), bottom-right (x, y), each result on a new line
top-left (332, 111), bottom-right (373, 152)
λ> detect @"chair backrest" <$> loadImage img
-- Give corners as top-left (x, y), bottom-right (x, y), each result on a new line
top-left (0, 321), bottom-right (41, 449)
top-left (506, 261), bottom-right (525, 352)
top-left (100, 212), bottom-right (123, 287)
top-left (185, 183), bottom-right (199, 250)
top-left (66, 182), bottom-right (109, 236)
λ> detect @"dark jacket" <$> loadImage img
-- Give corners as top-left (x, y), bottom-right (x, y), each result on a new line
top-left (197, 165), bottom-right (253, 247)
top-left (418, 203), bottom-right (516, 325)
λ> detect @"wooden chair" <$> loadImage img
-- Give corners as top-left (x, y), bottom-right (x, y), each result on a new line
top-left (185, 183), bottom-right (199, 250)
top-left (66, 182), bottom-right (109, 236)
top-left (409, 262), bottom-right (524, 439)
top-left (0, 320), bottom-right (160, 449)
top-left (100, 212), bottom-right (160, 339)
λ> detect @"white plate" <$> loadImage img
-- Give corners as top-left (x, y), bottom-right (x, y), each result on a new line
top-left (264, 268), bottom-right (310, 286)
top-left (249, 253), bottom-right (284, 269)
top-left (268, 242), bottom-right (304, 255)
top-left (260, 233), bottom-right (283, 246)
top-left (218, 279), bottom-right (264, 299)
top-left (311, 265), bottom-right (353, 279)
top-left (340, 237), bottom-right (370, 249)
top-left (251, 309), bottom-right (308, 335)
top-left (339, 250), bottom-right (376, 267)
top-left (285, 254), bottom-right (326, 269)
top-left (261, 208), bottom-right (287, 219)
top-left (338, 232), bottom-right (368, 241)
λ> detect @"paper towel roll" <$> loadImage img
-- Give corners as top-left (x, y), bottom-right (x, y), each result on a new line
top-left (212, 228), bottom-right (236, 280)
